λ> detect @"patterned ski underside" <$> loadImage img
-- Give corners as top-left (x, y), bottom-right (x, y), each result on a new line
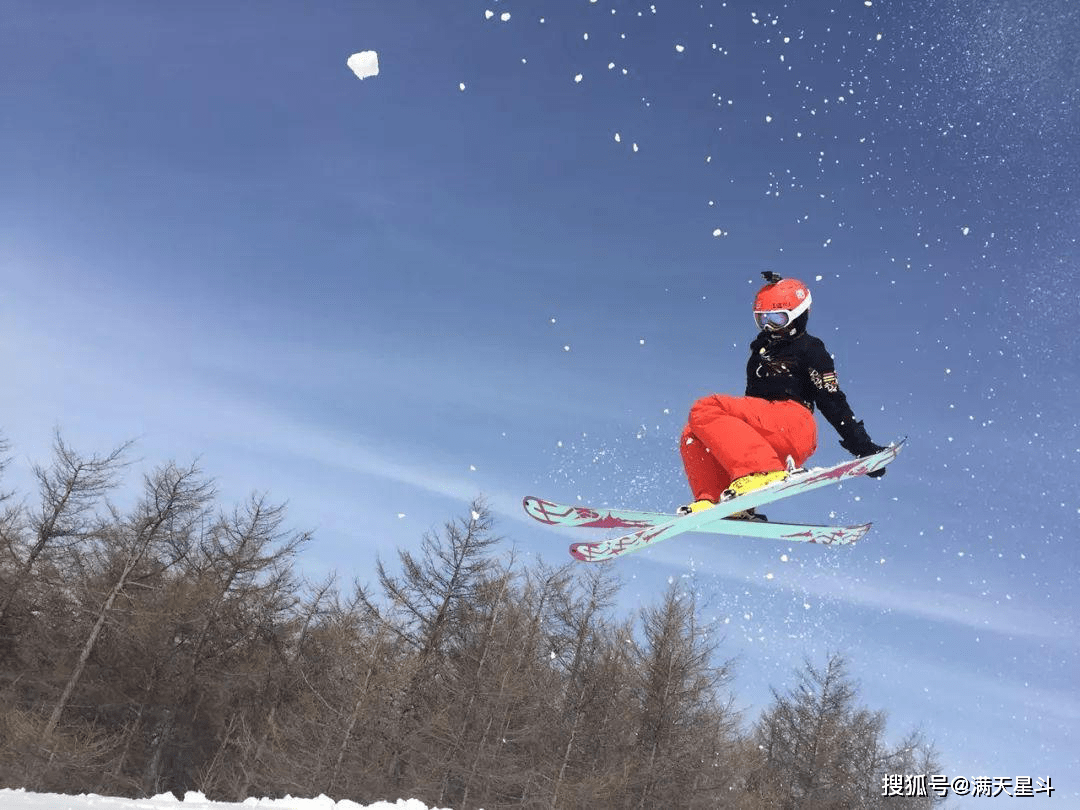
top-left (542, 441), bottom-right (903, 562)
top-left (522, 496), bottom-right (870, 546)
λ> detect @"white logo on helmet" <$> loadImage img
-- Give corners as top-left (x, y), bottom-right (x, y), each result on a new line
top-left (796, 289), bottom-right (806, 299)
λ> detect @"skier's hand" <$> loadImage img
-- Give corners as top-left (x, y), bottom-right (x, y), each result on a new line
top-left (839, 422), bottom-right (887, 477)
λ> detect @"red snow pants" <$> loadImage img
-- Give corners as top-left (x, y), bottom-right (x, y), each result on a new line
top-left (680, 395), bottom-right (817, 502)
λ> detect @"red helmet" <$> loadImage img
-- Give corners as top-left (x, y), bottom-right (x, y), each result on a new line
top-left (753, 276), bottom-right (812, 331)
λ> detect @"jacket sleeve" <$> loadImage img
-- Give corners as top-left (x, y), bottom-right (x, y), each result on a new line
top-left (803, 337), bottom-right (863, 445)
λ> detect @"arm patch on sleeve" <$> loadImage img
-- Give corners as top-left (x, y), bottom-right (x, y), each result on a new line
top-left (810, 369), bottom-right (839, 392)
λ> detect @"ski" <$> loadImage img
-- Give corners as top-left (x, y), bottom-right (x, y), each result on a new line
top-left (566, 440), bottom-right (903, 562)
top-left (523, 496), bottom-right (870, 546)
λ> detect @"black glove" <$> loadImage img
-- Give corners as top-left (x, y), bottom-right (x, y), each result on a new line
top-left (839, 421), bottom-right (887, 477)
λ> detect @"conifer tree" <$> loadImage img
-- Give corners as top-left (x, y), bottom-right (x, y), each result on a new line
top-left (359, 500), bottom-right (499, 794)
top-left (625, 583), bottom-right (737, 809)
top-left (0, 433), bottom-right (130, 629)
top-left (751, 652), bottom-right (942, 810)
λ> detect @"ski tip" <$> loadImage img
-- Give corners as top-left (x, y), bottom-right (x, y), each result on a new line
top-left (568, 543), bottom-right (591, 563)
top-left (841, 522), bottom-right (873, 545)
top-left (569, 541), bottom-right (612, 563)
top-left (523, 495), bottom-right (554, 521)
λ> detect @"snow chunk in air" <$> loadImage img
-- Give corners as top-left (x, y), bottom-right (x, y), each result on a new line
top-left (347, 51), bottom-right (380, 81)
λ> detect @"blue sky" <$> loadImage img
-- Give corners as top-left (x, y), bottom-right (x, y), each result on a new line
top-left (2, 0), bottom-right (1078, 800)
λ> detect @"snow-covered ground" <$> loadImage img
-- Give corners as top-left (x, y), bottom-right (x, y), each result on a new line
top-left (0, 790), bottom-right (446, 810)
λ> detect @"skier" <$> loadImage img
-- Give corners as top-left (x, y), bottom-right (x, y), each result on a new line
top-left (678, 272), bottom-right (886, 519)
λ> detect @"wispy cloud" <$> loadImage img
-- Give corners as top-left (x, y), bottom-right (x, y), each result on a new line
top-left (798, 573), bottom-right (1072, 642)
top-left (230, 403), bottom-right (532, 523)
top-left (640, 540), bottom-right (1071, 645)
top-left (0, 258), bottom-right (596, 518)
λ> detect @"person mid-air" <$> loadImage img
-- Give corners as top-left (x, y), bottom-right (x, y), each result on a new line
top-left (678, 272), bottom-right (886, 520)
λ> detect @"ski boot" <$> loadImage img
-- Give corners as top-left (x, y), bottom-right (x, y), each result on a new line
top-left (721, 470), bottom-right (788, 501)
top-left (676, 499), bottom-right (768, 522)
top-left (677, 499), bottom-right (716, 516)
top-left (725, 508), bottom-right (768, 522)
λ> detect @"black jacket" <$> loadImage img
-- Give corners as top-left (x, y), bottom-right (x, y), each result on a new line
top-left (745, 328), bottom-right (868, 449)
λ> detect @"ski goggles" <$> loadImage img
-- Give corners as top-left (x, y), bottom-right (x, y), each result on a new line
top-left (754, 310), bottom-right (791, 330)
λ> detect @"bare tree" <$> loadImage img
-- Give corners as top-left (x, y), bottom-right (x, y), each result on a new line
top-left (434, 567), bottom-right (515, 808)
top-left (0, 432), bottom-right (131, 628)
top-left (751, 652), bottom-right (943, 810)
top-left (360, 500), bottom-right (499, 793)
top-left (327, 598), bottom-right (390, 796)
top-left (233, 574), bottom-right (337, 800)
top-left (625, 582), bottom-right (738, 809)
top-left (140, 494), bottom-right (308, 795)
top-left (0, 432), bottom-right (14, 518)
top-left (548, 565), bottom-right (620, 809)
top-left (42, 461), bottom-right (210, 741)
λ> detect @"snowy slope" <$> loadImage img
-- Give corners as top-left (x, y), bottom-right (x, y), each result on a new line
top-left (0, 790), bottom-right (446, 810)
